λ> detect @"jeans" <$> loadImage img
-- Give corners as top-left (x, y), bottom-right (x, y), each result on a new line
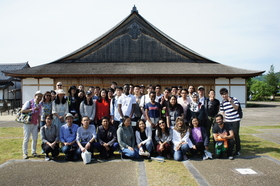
top-left (95, 142), bottom-right (119, 159)
top-left (140, 140), bottom-right (153, 154)
top-left (174, 143), bottom-right (189, 161)
top-left (22, 124), bottom-right (38, 155)
top-left (76, 142), bottom-right (95, 155)
top-left (61, 145), bottom-right (78, 160)
top-left (121, 147), bottom-right (140, 159)
top-left (228, 121), bottom-right (240, 153)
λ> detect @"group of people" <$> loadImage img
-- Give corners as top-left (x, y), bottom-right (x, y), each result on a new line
top-left (21, 81), bottom-right (242, 162)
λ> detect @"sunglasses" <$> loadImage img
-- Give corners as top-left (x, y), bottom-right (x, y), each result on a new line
top-left (159, 122), bottom-right (165, 125)
top-left (57, 85), bottom-right (62, 86)
top-left (46, 95), bottom-right (51, 97)
top-left (68, 128), bottom-right (73, 134)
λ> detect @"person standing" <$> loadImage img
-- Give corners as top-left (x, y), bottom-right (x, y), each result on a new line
top-left (110, 86), bottom-right (123, 129)
top-left (205, 89), bottom-right (220, 144)
top-left (219, 88), bottom-right (241, 156)
top-left (118, 84), bottom-right (136, 122)
top-left (52, 89), bottom-right (69, 132)
top-left (21, 90), bottom-right (43, 159)
top-left (177, 88), bottom-right (191, 123)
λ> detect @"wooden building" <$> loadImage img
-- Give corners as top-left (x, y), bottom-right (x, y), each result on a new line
top-left (3, 6), bottom-right (264, 106)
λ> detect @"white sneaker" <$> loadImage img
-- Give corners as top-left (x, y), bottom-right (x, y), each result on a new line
top-left (23, 154), bottom-right (29, 159)
top-left (45, 156), bottom-right (50, 161)
top-left (143, 151), bottom-right (150, 157)
top-left (228, 156), bottom-right (234, 160)
top-left (139, 151), bottom-right (145, 156)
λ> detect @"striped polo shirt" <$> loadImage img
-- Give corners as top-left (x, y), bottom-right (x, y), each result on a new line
top-left (220, 97), bottom-right (240, 122)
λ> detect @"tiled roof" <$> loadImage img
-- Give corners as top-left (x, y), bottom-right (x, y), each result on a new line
top-left (0, 62), bottom-right (29, 81)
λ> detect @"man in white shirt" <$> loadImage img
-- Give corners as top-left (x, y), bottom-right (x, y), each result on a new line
top-left (118, 84), bottom-right (136, 122)
top-left (177, 88), bottom-right (191, 123)
top-left (110, 86), bottom-right (123, 129)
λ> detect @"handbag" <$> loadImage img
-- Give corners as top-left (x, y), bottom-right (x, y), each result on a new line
top-left (81, 150), bottom-right (92, 164)
top-left (15, 107), bottom-right (32, 124)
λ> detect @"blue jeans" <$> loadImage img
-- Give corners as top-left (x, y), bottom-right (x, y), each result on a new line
top-left (61, 145), bottom-right (78, 161)
top-left (76, 142), bottom-right (95, 155)
top-left (174, 143), bottom-right (189, 161)
top-left (140, 140), bottom-right (153, 154)
top-left (122, 147), bottom-right (140, 159)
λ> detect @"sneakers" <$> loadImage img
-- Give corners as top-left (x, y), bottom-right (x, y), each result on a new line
top-left (139, 151), bottom-right (150, 156)
top-left (23, 154), bottom-right (29, 159)
top-left (228, 156), bottom-right (234, 160)
top-left (45, 156), bottom-right (50, 161)
top-left (32, 153), bottom-right (39, 157)
top-left (235, 152), bottom-right (241, 156)
top-left (183, 155), bottom-right (188, 160)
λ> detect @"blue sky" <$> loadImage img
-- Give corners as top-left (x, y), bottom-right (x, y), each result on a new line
top-left (0, 0), bottom-right (279, 74)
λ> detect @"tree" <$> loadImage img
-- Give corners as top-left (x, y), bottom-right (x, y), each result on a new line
top-left (264, 65), bottom-right (280, 100)
top-left (250, 79), bottom-right (270, 101)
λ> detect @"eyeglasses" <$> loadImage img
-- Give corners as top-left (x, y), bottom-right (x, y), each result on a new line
top-left (159, 122), bottom-right (165, 125)
top-left (68, 128), bottom-right (73, 134)
top-left (57, 85), bottom-right (62, 86)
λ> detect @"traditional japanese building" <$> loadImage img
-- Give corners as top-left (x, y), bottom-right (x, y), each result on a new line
top-left (0, 62), bottom-right (29, 110)
top-left (3, 6), bottom-right (264, 106)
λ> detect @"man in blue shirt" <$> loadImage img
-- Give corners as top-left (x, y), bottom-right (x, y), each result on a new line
top-left (60, 113), bottom-right (79, 161)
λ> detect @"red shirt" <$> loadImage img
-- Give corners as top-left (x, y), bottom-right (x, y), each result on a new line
top-left (95, 99), bottom-right (110, 120)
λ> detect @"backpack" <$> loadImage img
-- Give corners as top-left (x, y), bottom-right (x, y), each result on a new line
top-left (238, 102), bottom-right (243, 119)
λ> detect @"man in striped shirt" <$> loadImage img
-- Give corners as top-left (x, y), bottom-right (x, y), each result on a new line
top-left (219, 88), bottom-right (241, 156)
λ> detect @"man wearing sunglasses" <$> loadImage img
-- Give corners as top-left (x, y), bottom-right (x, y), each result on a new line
top-left (55, 82), bottom-right (63, 93)
top-left (60, 113), bottom-right (79, 161)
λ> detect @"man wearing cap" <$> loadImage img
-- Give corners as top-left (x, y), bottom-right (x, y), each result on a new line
top-left (212, 114), bottom-right (235, 160)
top-left (60, 113), bottom-right (79, 161)
top-left (21, 90), bottom-right (43, 159)
top-left (52, 89), bottom-right (69, 132)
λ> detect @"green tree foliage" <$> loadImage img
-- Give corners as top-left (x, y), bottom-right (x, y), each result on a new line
top-left (250, 79), bottom-right (269, 100)
top-left (264, 65), bottom-right (280, 99)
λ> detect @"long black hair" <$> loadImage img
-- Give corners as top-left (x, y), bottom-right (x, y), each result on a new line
top-left (157, 119), bottom-right (169, 138)
top-left (97, 88), bottom-right (109, 103)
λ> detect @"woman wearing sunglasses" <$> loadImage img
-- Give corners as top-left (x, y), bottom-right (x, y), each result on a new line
top-left (155, 119), bottom-right (172, 159)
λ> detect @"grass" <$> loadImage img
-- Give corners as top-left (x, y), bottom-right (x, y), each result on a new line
top-left (145, 159), bottom-right (198, 186)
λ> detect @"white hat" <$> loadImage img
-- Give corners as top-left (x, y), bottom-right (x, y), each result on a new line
top-left (35, 90), bottom-right (43, 96)
top-left (65, 113), bottom-right (74, 119)
top-left (57, 89), bottom-right (66, 95)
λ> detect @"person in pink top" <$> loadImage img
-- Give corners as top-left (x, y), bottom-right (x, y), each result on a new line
top-left (21, 90), bottom-right (43, 159)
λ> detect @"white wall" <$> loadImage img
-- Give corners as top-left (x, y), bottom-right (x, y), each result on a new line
top-left (0, 89), bottom-right (3, 100)
top-left (215, 78), bottom-right (246, 108)
top-left (22, 78), bottom-right (54, 104)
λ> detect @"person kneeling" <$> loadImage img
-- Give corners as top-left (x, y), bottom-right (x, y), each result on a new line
top-left (96, 116), bottom-right (119, 159)
top-left (212, 114), bottom-right (235, 160)
top-left (135, 119), bottom-right (153, 157)
top-left (172, 117), bottom-right (193, 161)
top-left (60, 113), bottom-right (79, 161)
top-left (41, 114), bottom-right (59, 161)
top-left (76, 116), bottom-right (96, 160)
top-left (117, 116), bottom-right (140, 159)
